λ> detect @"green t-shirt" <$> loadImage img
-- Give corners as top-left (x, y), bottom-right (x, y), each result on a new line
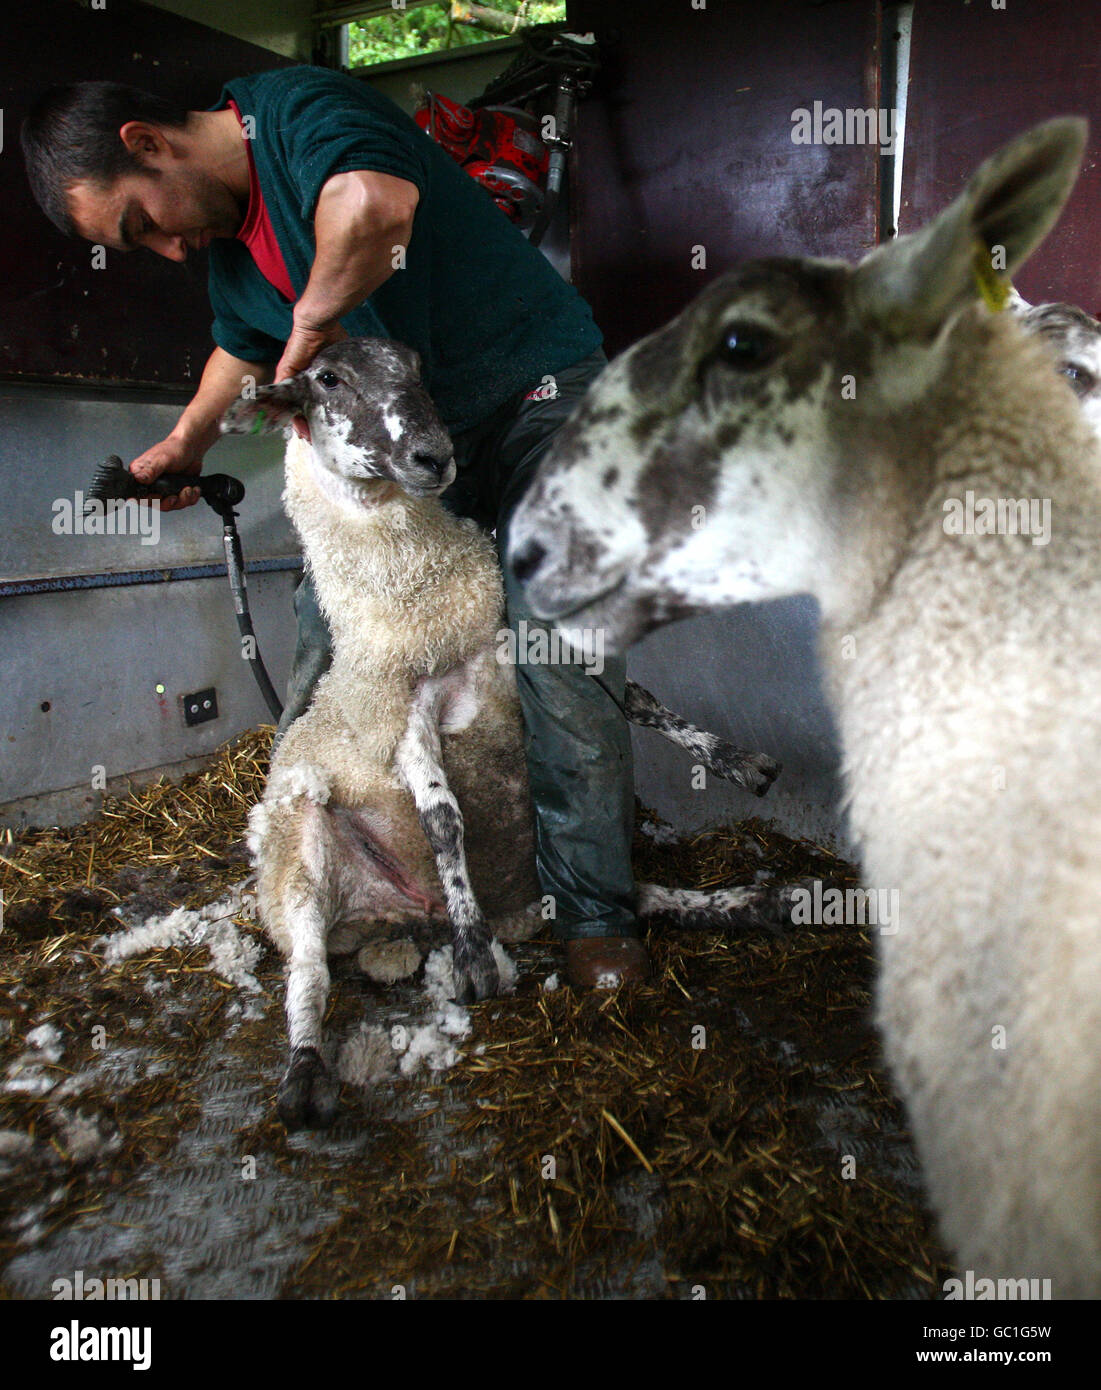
top-left (208, 65), bottom-right (602, 433)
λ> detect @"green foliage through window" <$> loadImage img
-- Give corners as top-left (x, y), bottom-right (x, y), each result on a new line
top-left (348, 3), bottom-right (566, 68)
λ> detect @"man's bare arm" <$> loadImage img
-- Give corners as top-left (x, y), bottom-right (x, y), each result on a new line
top-left (273, 170), bottom-right (419, 381)
top-left (130, 346), bottom-right (275, 510)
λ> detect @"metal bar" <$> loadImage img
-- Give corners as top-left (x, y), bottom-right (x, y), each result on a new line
top-left (313, 1), bottom-right (401, 29)
top-left (0, 556), bottom-right (302, 600)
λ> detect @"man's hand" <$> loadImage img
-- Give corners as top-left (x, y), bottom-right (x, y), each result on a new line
top-left (274, 319), bottom-right (348, 383)
top-left (129, 434), bottom-right (204, 512)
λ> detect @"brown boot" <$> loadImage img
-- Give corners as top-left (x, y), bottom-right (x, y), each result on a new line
top-left (564, 936), bottom-right (651, 990)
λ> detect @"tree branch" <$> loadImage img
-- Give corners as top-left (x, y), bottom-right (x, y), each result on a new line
top-left (449, 3), bottom-right (525, 36)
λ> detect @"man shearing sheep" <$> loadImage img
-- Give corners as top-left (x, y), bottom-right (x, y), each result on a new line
top-left (21, 64), bottom-right (649, 988)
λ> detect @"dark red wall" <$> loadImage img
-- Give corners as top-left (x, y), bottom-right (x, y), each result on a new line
top-left (0, 0), bottom-right (293, 388)
top-left (901, 0), bottom-right (1101, 315)
top-left (568, 0), bottom-right (881, 356)
top-left (567, 0), bottom-right (1101, 355)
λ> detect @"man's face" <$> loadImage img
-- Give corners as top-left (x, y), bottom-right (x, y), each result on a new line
top-left (67, 132), bottom-right (243, 261)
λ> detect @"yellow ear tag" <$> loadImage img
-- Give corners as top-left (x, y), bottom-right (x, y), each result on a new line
top-left (972, 239), bottom-right (1013, 312)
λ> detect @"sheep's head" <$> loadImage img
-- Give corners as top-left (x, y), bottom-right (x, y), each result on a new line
top-left (508, 117), bottom-right (1089, 646)
top-left (220, 338), bottom-right (456, 500)
top-left (1012, 297), bottom-right (1101, 441)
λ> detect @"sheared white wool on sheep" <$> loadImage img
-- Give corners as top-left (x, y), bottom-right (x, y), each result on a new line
top-left (266, 762), bottom-right (333, 808)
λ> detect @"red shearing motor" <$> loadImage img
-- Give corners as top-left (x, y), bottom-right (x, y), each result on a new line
top-left (414, 89), bottom-right (549, 225)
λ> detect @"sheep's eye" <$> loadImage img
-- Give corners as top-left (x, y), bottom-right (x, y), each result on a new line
top-left (318, 370), bottom-right (341, 389)
top-left (1061, 361), bottom-right (1095, 396)
top-left (714, 323), bottom-right (782, 370)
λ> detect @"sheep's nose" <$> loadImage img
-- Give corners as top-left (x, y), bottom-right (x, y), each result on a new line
top-left (413, 451), bottom-right (451, 477)
top-left (511, 539), bottom-right (547, 584)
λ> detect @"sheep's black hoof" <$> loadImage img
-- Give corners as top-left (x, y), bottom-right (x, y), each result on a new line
top-left (277, 1046), bottom-right (340, 1131)
top-left (452, 933), bottom-right (500, 1004)
top-left (710, 746), bottom-right (782, 796)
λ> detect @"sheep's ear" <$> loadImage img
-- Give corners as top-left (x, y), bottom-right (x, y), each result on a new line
top-left (220, 379), bottom-right (309, 436)
top-left (1006, 288), bottom-right (1032, 314)
top-left (395, 343), bottom-right (422, 378)
top-left (852, 117), bottom-right (1087, 339)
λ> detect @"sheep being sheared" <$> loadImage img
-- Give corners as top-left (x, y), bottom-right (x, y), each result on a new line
top-left (222, 340), bottom-right (782, 1129)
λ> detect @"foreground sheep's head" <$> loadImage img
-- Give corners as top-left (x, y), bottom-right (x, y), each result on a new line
top-left (220, 337), bottom-right (457, 500)
top-left (507, 117), bottom-right (1089, 647)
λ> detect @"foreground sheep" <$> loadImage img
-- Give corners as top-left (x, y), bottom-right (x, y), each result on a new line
top-left (507, 119), bottom-right (1101, 1295)
top-left (222, 340), bottom-right (780, 1129)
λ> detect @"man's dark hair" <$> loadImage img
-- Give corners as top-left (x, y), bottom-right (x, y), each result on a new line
top-left (21, 82), bottom-right (189, 237)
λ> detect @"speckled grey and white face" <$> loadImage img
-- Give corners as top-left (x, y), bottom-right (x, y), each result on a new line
top-left (1014, 299), bottom-right (1101, 441)
top-left (508, 259), bottom-right (855, 649)
top-left (510, 118), bottom-right (1089, 653)
top-left (220, 338), bottom-right (456, 500)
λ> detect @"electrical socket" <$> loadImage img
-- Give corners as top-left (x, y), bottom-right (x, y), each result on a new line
top-left (180, 687), bottom-right (219, 727)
